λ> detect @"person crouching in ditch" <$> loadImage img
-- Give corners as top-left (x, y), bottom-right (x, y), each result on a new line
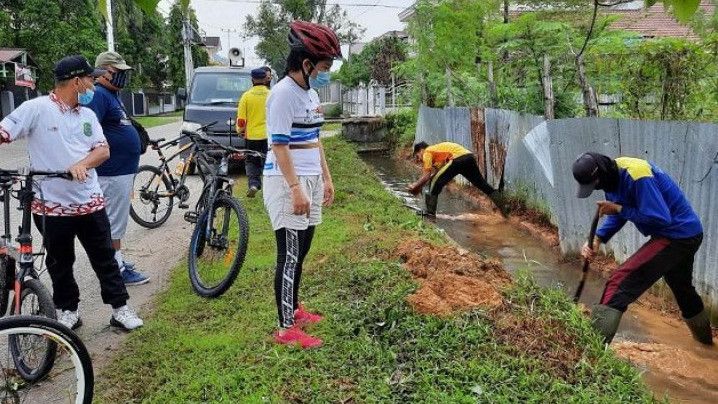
top-left (407, 141), bottom-right (506, 216)
top-left (573, 152), bottom-right (712, 345)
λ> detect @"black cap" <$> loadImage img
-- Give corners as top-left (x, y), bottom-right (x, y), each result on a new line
top-left (572, 153), bottom-right (600, 198)
top-left (53, 55), bottom-right (106, 81)
top-left (251, 68), bottom-right (267, 79)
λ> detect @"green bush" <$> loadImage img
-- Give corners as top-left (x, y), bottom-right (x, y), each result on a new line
top-left (324, 103), bottom-right (343, 119)
top-left (385, 108), bottom-right (418, 149)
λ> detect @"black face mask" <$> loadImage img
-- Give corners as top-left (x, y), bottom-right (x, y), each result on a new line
top-left (110, 70), bottom-right (129, 89)
top-left (589, 153), bottom-right (620, 193)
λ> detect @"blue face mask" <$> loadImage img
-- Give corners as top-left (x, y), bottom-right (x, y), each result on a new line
top-left (78, 88), bottom-right (95, 105)
top-left (309, 70), bottom-right (331, 89)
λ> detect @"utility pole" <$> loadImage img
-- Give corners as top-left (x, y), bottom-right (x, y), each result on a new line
top-left (182, 17), bottom-right (195, 91)
top-left (220, 28), bottom-right (237, 50)
top-left (105, 0), bottom-right (115, 51)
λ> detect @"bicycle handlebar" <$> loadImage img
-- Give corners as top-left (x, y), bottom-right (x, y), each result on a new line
top-left (180, 130), bottom-right (265, 159)
top-left (0, 168), bottom-right (73, 181)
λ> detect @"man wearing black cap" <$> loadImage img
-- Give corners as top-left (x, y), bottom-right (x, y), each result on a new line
top-left (572, 152), bottom-right (711, 345)
top-left (0, 55), bottom-right (144, 331)
top-left (236, 67), bottom-right (270, 197)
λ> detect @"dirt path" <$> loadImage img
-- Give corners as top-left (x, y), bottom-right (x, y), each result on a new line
top-left (0, 121), bottom-right (200, 372)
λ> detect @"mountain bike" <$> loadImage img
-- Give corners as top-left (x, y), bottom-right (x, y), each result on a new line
top-left (0, 168), bottom-right (69, 382)
top-left (0, 315), bottom-right (93, 403)
top-left (182, 126), bottom-right (265, 298)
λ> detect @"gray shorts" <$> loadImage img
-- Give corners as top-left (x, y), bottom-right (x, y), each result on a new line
top-left (98, 174), bottom-right (134, 240)
top-left (263, 175), bottom-right (323, 231)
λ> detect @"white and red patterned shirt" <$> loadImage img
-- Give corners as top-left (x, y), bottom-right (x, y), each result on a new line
top-left (0, 93), bottom-right (107, 216)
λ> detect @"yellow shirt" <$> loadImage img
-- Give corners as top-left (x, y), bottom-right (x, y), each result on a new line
top-left (422, 142), bottom-right (471, 172)
top-left (236, 85), bottom-right (269, 140)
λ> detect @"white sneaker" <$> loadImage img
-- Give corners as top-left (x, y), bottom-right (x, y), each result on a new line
top-left (58, 310), bottom-right (82, 330)
top-left (110, 306), bottom-right (143, 331)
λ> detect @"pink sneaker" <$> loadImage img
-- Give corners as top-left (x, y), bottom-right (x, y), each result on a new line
top-left (273, 325), bottom-right (323, 349)
top-left (295, 304), bottom-right (323, 327)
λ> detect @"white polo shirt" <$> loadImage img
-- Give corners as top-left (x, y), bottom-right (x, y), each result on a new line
top-left (263, 77), bottom-right (323, 176)
top-left (0, 93), bottom-right (107, 216)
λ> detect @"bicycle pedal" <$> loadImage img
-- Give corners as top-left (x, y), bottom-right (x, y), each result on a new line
top-left (184, 211), bottom-right (198, 223)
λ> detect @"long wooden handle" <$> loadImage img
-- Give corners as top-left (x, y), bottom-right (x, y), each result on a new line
top-left (573, 207), bottom-right (601, 303)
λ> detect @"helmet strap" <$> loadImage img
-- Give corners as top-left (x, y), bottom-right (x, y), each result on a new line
top-left (301, 60), bottom-right (314, 90)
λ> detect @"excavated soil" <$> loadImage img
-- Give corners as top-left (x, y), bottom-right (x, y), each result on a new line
top-left (396, 239), bottom-right (510, 315)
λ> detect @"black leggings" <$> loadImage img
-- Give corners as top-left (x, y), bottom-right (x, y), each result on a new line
top-left (429, 154), bottom-right (495, 196)
top-left (274, 226), bottom-right (316, 328)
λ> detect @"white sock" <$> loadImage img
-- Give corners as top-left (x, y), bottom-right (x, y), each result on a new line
top-left (113, 305), bottom-right (128, 315)
top-left (115, 250), bottom-right (124, 271)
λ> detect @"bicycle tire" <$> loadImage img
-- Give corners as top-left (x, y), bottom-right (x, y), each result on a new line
top-left (0, 315), bottom-right (93, 404)
top-left (9, 278), bottom-right (58, 382)
top-left (188, 195), bottom-right (249, 298)
top-left (0, 256), bottom-right (10, 316)
top-left (130, 165), bottom-right (174, 229)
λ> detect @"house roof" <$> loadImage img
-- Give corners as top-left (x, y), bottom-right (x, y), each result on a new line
top-left (0, 48), bottom-right (38, 67)
top-left (607, 1), bottom-right (715, 40)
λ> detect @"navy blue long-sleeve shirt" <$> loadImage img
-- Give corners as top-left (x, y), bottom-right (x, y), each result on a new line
top-left (596, 157), bottom-right (703, 242)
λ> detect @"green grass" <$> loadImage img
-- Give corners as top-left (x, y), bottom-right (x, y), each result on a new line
top-left (321, 122), bottom-right (342, 132)
top-left (97, 138), bottom-right (656, 403)
top-left (134, 110), bottom-right (183, 128)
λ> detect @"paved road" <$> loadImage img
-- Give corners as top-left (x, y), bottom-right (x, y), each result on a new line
top-left (0, 120), bottom-right (202, 370)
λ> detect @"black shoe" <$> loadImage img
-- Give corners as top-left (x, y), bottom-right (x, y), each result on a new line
top-left (489, 191), bottom-right (510, 217)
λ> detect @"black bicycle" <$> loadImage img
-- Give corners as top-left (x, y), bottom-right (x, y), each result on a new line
top-left (131, 123), bottom-right (263, 297)
top-left (0, 168), bottom-right (72, 382)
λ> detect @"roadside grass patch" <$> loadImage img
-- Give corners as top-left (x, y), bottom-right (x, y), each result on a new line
top-left (97, 138), bottom-right (656, 403)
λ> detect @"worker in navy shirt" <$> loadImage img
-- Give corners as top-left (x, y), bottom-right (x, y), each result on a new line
top-left (86, 51), bottom-right (149, 286)
top-left (573, 152), bottom-right (711, 345)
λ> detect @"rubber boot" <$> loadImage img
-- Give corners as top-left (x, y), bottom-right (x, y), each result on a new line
top-left (684, 309), bottom-right (714, 345)
top-left (590, 304), bottom-right (623, 344)
top-left (423, 191), bottom-right (438, 217)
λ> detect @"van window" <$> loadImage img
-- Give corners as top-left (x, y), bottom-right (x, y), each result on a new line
top-left (189, 73), bottom-right (252, 105)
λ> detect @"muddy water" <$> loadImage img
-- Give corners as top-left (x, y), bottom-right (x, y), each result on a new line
top-left (361, 152), bottom-right (718, 403)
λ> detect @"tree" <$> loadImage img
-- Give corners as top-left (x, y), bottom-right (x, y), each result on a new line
top-left (0, 0), bottom-right (107, 91)
top-left (335, 36), bottom-right (407, 88)
top-left (244, 0), bottom-right (364, 74)
top-left (165, 1), bottom-right (208, 90)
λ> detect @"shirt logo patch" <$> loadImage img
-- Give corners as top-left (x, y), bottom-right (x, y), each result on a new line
top-left (83, 122), bottom-right (92, 137)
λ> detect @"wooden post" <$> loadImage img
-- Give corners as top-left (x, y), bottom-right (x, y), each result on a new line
top-left (575, 54), bottom-right (598, 117)
top-left (488, 60), bottom-right (498, 108)
top-left (542, 54), bottom-right (555, 119)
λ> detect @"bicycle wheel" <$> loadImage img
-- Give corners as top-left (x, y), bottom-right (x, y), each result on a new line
top-left (0, 256), bottom-right (11, 316)
top-left (9, 278), bottom-right (58, 382)
top-left (188, 195), bottom-right (249, 298)
top-left (130, 165), bottom-right (174, 229)
top-left (0, 315), bottom-right (93, 404)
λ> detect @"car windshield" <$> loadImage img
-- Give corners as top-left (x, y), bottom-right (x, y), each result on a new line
top-left (189, 73), bottom-right (252, 105)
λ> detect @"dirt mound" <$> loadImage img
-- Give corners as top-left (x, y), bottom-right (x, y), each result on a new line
top-left (397, 239), bottom-right (510, 315)
top-left (613, 342), bottom-right (718, 391)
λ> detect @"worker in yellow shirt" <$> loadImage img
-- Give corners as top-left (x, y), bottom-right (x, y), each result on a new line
top-left (237, 67), bottom-right (271, 197)
top-left (408, 141), bottom-right (506, 216)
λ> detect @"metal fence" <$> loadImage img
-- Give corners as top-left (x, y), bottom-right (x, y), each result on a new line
top-left (317, 82), bottom-right (410, 117)
top-left (415, 105), bottom-right (718, 307)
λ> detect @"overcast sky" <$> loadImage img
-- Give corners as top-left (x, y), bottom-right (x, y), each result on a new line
top-left (157, 0), bottom-right (414, 67)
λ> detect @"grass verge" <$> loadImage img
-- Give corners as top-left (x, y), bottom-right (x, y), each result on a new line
top-left (134, 110), bottom-right (183, 128)
top-left (97, 137), bottom-right (656, 403)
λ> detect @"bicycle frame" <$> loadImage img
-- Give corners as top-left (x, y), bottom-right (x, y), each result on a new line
top-left (150, 135), bottom-right (200, 198)
top-left (1, 175), bottom-right (46, 314)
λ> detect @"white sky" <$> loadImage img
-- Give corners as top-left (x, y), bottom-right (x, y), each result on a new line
top-left (157, 0), bottom-right (414, 67)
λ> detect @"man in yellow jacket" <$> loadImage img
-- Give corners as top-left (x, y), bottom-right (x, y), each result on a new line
top-left (408, 141), bottom-right (506, 216)
top-left (236, 68), bottom-right (270, 197)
